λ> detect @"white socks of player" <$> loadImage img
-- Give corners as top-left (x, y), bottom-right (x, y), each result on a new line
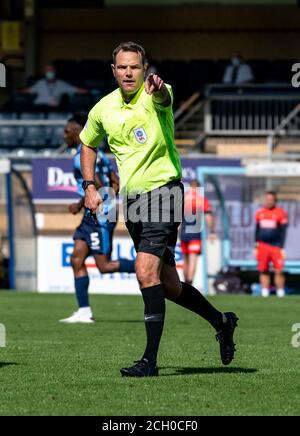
top-left (78, 307), bottom-right (93, 317)
top-left (276, 289), bottom-right (285, 298)
top-left (261, 288), bottom-right (270, 297)
top-left (261, 288), bottom-right (285, 297)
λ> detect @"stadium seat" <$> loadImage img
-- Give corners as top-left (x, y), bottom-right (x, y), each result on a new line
top-left (0, 126), bottom-right (19, 147)
top-left (48, 125), bottom-right (65, 146)
top-left (14, 148), bottom-right (38, 156)
top-left (22, 126), bottom-right (48, 147)
top-left (0, 112), bottom-right (17, 120)
top-left (20, 112), bottom-right (46, 120)
top-left (47, 112), bottom-right (72, 120)
top-left (8, 92), bottom-right (36, 112)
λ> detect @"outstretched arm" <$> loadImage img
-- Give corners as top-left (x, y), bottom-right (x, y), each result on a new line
top-left (144, 73), bottom-right (171, 107)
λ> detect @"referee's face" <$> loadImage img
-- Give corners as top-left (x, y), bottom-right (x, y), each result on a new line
top-left (112, 50), bottom-right (146, 97)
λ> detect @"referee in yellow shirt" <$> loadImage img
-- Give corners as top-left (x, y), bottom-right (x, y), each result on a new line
top-left (80, 42), bottom-right (239, 377)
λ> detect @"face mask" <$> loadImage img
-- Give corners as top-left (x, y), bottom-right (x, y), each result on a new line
top-left (231, 57), bottom-right (240, 66)
top-left (45, 71), bottom-right (56, 81)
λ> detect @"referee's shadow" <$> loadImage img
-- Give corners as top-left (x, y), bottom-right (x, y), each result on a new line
top-left (160, 367), bottom-right (258, 376)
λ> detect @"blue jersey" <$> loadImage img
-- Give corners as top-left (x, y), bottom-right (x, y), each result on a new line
top-left (73, 144), bottom-right (113, 198)
top-left (73, 144), bottom-right (117, 224)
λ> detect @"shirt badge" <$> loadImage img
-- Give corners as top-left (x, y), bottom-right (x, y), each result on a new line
top-left (133, 127), bottom-right (147, 144)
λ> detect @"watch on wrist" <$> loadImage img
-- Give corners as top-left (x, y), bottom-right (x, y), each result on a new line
top-left (82, 180), bottom-right (95, 191)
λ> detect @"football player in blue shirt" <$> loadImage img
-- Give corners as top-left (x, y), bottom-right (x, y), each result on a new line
top-left (60, 113), bottom-right (135, 323)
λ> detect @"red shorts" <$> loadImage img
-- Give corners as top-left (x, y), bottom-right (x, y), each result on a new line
top-left (181, 240), bottom-right (202, 255)
top-left (256, 242), bottom-right (284, 272)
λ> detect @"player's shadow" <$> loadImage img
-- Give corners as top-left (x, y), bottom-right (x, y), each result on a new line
top-left (160, 367), bottom-right (258, 377)
top-left (0, 362), bottom-right (18, 369)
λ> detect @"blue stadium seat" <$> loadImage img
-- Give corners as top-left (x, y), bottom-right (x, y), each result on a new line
top-left (0, 127), bottom-right (19, 147)
top-left (14, 148), bottom-right (38, 157)
top-left (20, 112), bottom-right (46, 120)
top-left (47, 112), bottom-right (71, 120)
top-left (9, 92), bottom-right (36, 112)
top-left (21, 126), bottom-right (48, 147)
top-left (0, 112), bottom-right (17, 120)
top-left (48, 126), bottom-right (64, 146)
top-left (0, 148), bottom-right (12, 155)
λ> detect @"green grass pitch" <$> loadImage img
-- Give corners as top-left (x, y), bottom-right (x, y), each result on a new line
top-left (0, 292), bottom-right (299, 416)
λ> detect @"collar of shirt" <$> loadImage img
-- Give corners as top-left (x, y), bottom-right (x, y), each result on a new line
top-left (118, 84), bottom-right (144, 108)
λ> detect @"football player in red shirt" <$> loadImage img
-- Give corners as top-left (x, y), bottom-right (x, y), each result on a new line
top-left (181, 180), bottom-right (216, 285)
top-left (255, 191), bottom-right (288, 297)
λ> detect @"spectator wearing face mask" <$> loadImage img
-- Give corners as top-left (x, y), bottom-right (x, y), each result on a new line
top-left (222, 52), bottom-right (254, 85)
top-left (22, 64), bottom-right (88, 108)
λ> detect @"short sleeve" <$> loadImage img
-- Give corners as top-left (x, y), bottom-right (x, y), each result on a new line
top-left (241, 64), bottom-right (254, 82)
top-left (279, 209), bottom-right (288, 225)
top-left (79, 104), bottom-right (105, 149)
top-left (222, 66), bottom-right (232, 84)
top-left (59, 80), bottom-right (77, 95)
top-left (28, 80), bottom-right (42, 93)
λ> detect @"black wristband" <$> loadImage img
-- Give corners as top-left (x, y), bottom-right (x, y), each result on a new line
top-left (82, 180), bottom-right (95, 191)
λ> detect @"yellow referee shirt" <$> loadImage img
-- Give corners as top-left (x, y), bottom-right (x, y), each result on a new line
top-left (79, 84), bottom-right (182, 195)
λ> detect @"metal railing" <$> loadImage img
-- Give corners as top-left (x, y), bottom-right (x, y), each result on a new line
top-left (204, 84), bottom-right (300, 136)
top-left (174, 91), bottom-right (201, 124)
top-left (267, 102), bottom-right (300, 159)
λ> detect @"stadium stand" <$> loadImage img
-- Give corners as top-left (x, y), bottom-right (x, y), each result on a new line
top-left (1, 58), bottom-right (300, 156)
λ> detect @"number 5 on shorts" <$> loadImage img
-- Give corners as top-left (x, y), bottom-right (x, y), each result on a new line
top-left (90, 232), bottom-right (100, 250)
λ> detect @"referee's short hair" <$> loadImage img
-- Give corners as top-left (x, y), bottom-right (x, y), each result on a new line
top-left (112, 42), bottom-right (146, 65)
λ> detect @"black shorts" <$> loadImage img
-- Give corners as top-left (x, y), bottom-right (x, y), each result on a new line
top-left (124, 179), bottom-right (184, 266)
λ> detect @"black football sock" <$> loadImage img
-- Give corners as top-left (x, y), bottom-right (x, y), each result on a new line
top-left (169, 282), bottom-right (223, 331)
top-left (141, 284), bottom-right (165, 366)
